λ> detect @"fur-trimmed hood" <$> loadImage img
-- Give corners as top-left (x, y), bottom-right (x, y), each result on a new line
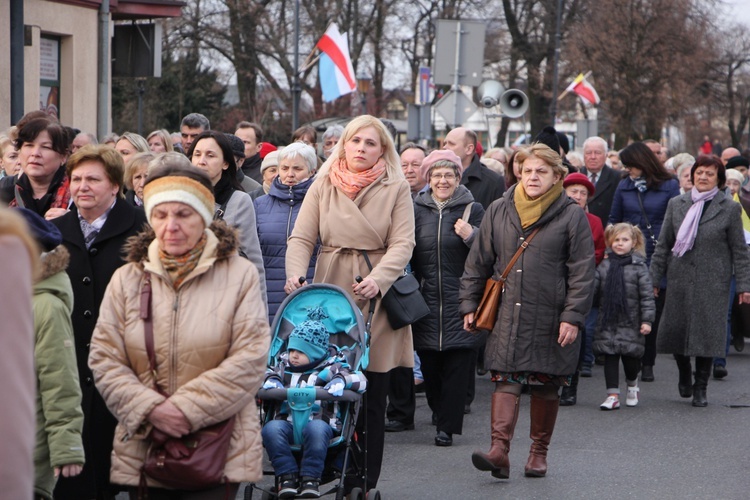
top-left (37, 245), bottom-right (70, 283)
top-left (124, 219), bottom-right (240, 264)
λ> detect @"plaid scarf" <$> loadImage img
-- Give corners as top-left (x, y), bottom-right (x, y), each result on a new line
top-left (10, 169), bottom-right (71, 214)
top-left (158, 233), bottom-right (207, 289)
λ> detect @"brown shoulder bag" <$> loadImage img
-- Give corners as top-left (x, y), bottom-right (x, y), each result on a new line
top-left (139, 272), bottom-right (235, 495)
top-left (470, 227), bottom-right (541, 331)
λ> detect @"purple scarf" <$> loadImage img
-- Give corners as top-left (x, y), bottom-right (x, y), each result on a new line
top-left (672, 186), bottom-right (719, 257)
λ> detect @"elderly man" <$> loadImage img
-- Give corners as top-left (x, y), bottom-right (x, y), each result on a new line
top-left (400, 143), bottom-right (427, 198)
top-left (721, 147), bottom-right (742, 166)
top-left (179, 113), bottom-right (210, 152)
top-left (236, 121), bottom-right (264, 183)
top-left (71, 132), bottom-right (98, 154)
top-left (581, 136), bottom-right (620, 227)
top-left (443, 127), bottom-right (504, 209)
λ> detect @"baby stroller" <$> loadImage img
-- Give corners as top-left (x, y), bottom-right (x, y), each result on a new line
top-left (245, 283), bottom-right (378, 500)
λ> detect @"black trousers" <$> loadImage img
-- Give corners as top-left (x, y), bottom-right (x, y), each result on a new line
top-left (604, 354), bottom-right (640, 390)
top-left (417, 348), bottom-right (474, 435)
top-left (643, 289), bottom-right (666, 366)
top-left (346, 370), bottom-right (389, 492)
top-left (386, 366), bottom-right (415, 424)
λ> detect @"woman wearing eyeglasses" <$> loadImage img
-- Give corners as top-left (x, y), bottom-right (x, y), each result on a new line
top-left (410, 150), bottom-right (485, 447)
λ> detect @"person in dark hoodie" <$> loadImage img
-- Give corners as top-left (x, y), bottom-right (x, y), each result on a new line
top-left (236, 121), bottom-right (264, 183)
top-left (411, 149), bottom-right (485, 447)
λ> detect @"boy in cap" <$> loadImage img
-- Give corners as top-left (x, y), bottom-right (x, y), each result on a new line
top-left (261, 307), bottom-right (367, 498)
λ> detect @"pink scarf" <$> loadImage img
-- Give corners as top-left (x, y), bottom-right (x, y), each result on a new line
top-left (329, 157), bottom-right (386, 200)
top-left (672, 186), bottom-right (719, 257)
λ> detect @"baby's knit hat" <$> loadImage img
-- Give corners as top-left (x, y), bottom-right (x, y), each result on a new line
top-left (288, 306), bottom-right (330, 363)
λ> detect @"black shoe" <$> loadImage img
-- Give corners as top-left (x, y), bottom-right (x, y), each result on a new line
top-left (732, 334), bottom-right (744, 352)
top-left (641, 365), bottom-right (655, 382)
top-left (431, 413), bottom-right (438, 426)
top-left (385, 420), bottom-right (414, 432)
top-left (678, 383), bottom-right (693, 398)
top-left (277, 473), bottom-right (299, 499)
top-left (692, 387), bottom-right (708, 407)
top-left (713, 364), bottom-right (728, 379)
top-left (594, 355), bottom-right (605, 366)
top-left (298, 477), bottom-right (320, 498)
top-left (434, 431), bottom-right (453, 446)
top-left (580, 364), bottom-right (592, 377)
top-left (464, 404), bottom-right (472, 414)
top-left (559, 386), bottom-right (577, 406)
top-left (415, 380), bottom-right (426, 393)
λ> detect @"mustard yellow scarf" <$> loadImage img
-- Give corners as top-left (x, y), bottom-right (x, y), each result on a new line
top-left (513, 181), bottom-right (564, 228)
top-left (159, 233), bottom-right (207, 289)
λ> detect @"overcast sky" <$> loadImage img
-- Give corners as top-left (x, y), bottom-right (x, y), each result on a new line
top-left (726, 0), bottom-right (750, 25)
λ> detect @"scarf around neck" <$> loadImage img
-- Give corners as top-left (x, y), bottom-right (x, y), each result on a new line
top-left (600, 251), bottom-right (633, 328)
top-left (513, 180), bottom-right (563, 228)
top-left (159, 232), bottom-right (207, 289)
top-left (672, 186), bottom-right (719, 257)
top-left (329, 157), bottom-right (386, 200)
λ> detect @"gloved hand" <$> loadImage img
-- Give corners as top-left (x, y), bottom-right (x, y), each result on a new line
top-left (324, 377), bottom-right (345, 397)
top-left (262, 378), bottom-right (283, 390)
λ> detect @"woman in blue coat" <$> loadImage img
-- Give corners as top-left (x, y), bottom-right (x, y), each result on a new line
top-left (255, 142), bottom-right (318, 322)
top-left (608, 142), bottom-right (679, 381)
top-left (411, 149), bottom-right (485, 447)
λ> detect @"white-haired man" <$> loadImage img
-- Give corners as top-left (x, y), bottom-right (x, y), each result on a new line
top-left (581, 136), bottom-right (620, 227)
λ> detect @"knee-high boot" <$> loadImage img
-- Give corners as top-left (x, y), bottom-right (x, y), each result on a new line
top-left (471, 392), bottom-right (520, 479)
top-left (524, 395), bottom-right (560, 478)
top-left (674, 354), bottom-right (693, 398)
top-left (692, 357), bottom-right (712, 407)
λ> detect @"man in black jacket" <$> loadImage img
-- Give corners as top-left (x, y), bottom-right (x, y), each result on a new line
top-left (443, 127), bottom-right (504, 209)
top-left (580, 136), bottom-right (620, 228)
top-left (236, 121), bottom-right (264, 183)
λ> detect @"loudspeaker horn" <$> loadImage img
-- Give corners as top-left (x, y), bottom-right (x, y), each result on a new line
top-left (500, 89), bottom-right (528, 118)
top-left (476, 80), bottom-right (506, 108)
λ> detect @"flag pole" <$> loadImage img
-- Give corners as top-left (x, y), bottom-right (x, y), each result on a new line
top-left (557, 70), bottom-right (592, 101)
top-left (300, 53), bottom-right (320, 73)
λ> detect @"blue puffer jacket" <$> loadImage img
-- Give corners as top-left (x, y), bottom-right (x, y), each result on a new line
top-left (608, 177), bottom-right (680, 263)
top-left (255, 176), bottom-right (318, 322)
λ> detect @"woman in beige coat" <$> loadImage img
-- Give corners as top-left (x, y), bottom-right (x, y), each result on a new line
top-left (89, 162), bottom-right (270, 499)
top-left (285, 115), bottom-right (416, 493)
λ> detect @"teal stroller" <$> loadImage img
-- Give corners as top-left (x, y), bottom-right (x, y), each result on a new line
top-left (245, 284), bottom-right (378, 500)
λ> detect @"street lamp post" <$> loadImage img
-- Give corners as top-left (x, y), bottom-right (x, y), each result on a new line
top-left (357, 72), bottom-right (371, 116)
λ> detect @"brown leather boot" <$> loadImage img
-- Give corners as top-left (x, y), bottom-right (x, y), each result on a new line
top-left (524, 395), bottom-right (560, 477)
top-left (471, 392), bottom-right (520, 479)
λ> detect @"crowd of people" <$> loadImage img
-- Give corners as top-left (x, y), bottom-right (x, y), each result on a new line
top-left (2, 109), bottom-right (750, 499)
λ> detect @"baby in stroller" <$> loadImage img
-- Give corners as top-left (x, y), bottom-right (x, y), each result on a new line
top-left (261, 307), bottom-right (367, 498)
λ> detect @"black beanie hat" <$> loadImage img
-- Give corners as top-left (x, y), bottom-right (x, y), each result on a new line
top-left (534, 126), bottom-right (561, 155)
top-left (225, 133), bottom-right (246, 160)
top-left (726, 155), bottom-right (750, 170)
top-left (14, 208), bottom-right (62, 252)
top-left (556, 131), bottom-right (570, 154)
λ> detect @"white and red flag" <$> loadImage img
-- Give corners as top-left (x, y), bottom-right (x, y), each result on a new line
top-left (316, 23), bottom-right (357, 103)
top-left (565, 73), bottom-right (600, 106)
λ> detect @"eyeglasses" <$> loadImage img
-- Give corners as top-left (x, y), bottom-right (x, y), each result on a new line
top-left (430, 172), bottom-right (457, 181)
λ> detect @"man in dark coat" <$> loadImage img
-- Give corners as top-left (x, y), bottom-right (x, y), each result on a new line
top-left (236, 121), bottom-right (264, 183)
top-left (51, 147), bottom-right (148, 500)
top-left (580, 136), bottom-right (620, 227)
top-left (443, 127), bottom-right (505, 209)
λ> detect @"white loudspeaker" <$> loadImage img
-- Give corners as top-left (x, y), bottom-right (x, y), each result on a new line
top-left (500, 89), bottom-right (529, 118)
top-left (477, 80), bottom-right (506, 108)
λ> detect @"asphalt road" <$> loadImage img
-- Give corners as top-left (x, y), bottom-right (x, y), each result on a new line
top-left (244, 350), bottom-right (750, 499)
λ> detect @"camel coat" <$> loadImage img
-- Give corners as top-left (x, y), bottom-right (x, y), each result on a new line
top-left (88, 222), bottom-right (270, 487)
top-left (286, 171), bottom-right (416, 373)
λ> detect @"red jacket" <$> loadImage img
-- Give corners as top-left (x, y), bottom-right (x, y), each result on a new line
top-left (586, 212), bottom-right (606, 265)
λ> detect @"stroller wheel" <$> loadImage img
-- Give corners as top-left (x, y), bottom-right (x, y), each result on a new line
top-left (260, 487), bottom-right (274, 500)
top-left (351, 487), bottom-right (365, 500)
top-left (367, 488), bottom-right (382, 500)
top-left (243, 483), bottom-right (254, 500)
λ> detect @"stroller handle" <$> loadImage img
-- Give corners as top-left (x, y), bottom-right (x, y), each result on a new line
top-left (258, 387), bottom-right (362, 403)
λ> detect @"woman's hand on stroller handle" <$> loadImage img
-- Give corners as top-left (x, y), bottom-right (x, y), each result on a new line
top-left (285, 276), bottom-right (307, 294)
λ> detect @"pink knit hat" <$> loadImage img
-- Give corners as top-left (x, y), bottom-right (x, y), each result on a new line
top-left (420, 149), bottom-right (464, 182)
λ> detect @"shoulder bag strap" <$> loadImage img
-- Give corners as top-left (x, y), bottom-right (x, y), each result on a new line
top-left (498, 227), bottom-right (541, 285)
top-left (462, 202), bottom-right (474, 222)
top-left (635, 191), bottom-right (657, 244)
top-left (140, 272), bottom-right (162, 393)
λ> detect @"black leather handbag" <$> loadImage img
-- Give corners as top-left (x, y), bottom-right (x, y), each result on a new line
top-left (362, 251), bottom-right (430, 329)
